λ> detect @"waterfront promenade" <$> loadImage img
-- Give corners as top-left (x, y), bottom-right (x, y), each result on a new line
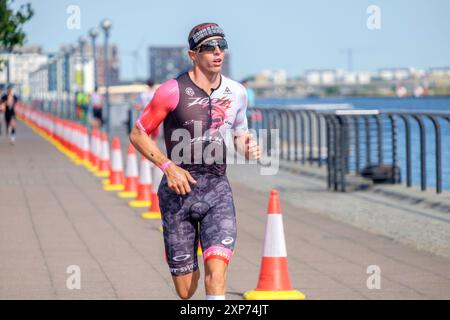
top-left (1, 120), bottom-right (449, 299)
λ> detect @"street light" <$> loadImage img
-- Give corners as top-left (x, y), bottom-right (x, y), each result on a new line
top-left (69, 44), bottom-right (78, 120)
top-left (78, 36), bottom-right (87, 89)
top-left (78, 36), bottom-right (88, 124)
top-left (62, 46), bottom-right (73, 119)
top-left (101, 18), bottom-right (112, 134)
top-left (88, 28), bottom-right (99, 130)
top-left (89, 28), bottom-right (99, 89)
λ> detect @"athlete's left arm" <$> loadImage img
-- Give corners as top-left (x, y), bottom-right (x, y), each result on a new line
top-left (0, 95), bottom-right (6, 112)
top-left (233, 86), bottom-right (261, 160)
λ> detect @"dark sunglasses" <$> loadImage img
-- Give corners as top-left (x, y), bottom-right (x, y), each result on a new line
top-left (196, 39), bottom-right (228, 53)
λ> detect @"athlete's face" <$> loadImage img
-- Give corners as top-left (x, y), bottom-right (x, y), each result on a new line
top-left (190, 36), bottom-right (226, 74)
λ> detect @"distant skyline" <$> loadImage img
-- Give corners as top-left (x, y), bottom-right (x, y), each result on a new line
top-left (12, 0), bottom-right (450, 82)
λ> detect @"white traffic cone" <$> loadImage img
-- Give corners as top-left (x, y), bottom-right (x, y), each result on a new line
top-left (128, 155), bottom-right (152, 208)
top-left (117, 143), bottom-right (139, 199)
top-left (95, 132), bottom-right (110, 178)
top-left (103, 136), bottom-right (125, 191)
top-left (244, 189), bottom-right (306, 300)
top-left (141, 165), bottom-right (164, 219)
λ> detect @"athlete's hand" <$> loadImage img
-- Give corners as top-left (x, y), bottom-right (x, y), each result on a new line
top-left (164, 163), bottom-right (197, 195)
top-left (245, 133), bottom-right (261, 160)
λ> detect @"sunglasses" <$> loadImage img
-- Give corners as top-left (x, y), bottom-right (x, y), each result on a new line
top-left (195, 39), bottom-right (228, 53)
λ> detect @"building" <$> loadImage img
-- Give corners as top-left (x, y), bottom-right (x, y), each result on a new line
top-left (0, 46), bottom-right (48, 97)
top-left (253, 69), bottom-right (287, 85)
top-left (149, 46), bottom-right (190, 83)
top-left (94, 45), bottom-right (120, 86)
top-left (341, 71), bottom-right (373, 85)
top-left (59, 44), bottom-right (120, 87)
top-left (148, 46), bottom-right (231, 83)
top-left (304, 69), bottom-right (338, 85)
top-left (429, 67), bottom-right (450, 77)
top-left (378, 68), bottom-right (413, 81)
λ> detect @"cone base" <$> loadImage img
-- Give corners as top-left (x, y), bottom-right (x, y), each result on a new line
top-left (243, 290), bottom-right (306, 300)
top-left (72, 158), bottom-right (83, 165)
top-left (103, 184), bottom-right (125, 191)
top-left (128, 200), bottom-right (151, 208)
top-left (66, 153), bottom-right (78, 160)
top-left (95, 171), bottom-right (110, 178)
top-left (83, 161), bottom-right (95, 170)
top-left (87, 166), bottom-right (99, 173)
top-left (117, 191), bottom-right (137, 199)
top-left (62, 150), bottom-right (74, 158)
top-left (141, 212), bottom-right (161, 220)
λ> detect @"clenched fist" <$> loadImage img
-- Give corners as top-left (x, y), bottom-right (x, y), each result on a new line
top-left (244, 133), bottom-right (261, 160)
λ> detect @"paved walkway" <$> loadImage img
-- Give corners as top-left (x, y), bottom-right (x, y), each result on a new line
top-left (1, 121), bottom-right (450, 299)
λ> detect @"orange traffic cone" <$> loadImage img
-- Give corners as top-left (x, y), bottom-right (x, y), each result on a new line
top-left (78, 127), bottom-right (90, 167)
top-left (244, 190), bottom-right (305, 300)
top-left (87, 128), bottom-right (100, 172)
top-left (95, 132), bottom-right (110, 178)
top-left (117, 143), bottom-right (139, 198)
top-left (65, 123), bottom-right (78, 160)
top-left (141, 165), bottom-right (164, 219)
top-left (128, 155), bottom-right (152, 207)
top-left (71, 125), bottom-right (83, 164)
top-left (103, 137), bottom-right (125, 191)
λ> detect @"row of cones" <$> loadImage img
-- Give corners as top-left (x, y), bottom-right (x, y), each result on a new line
top-left (15, 104), bottom-right (164, 222)
top-left (16, 104), bottom-right (306, 300)
top-left (85, 129), bottom-right (164, 220)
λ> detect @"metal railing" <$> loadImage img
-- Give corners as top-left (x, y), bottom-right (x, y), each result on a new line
top-left (26, 98), bottom-right (134, 132)
top-left (248, 107), bottom-right (450, 194)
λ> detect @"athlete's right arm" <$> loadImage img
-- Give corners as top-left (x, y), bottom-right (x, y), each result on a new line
top-left (129, 80), bottom-right (197, 195)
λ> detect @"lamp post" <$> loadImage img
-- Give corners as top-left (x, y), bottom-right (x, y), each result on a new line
top-left (62, 46), bottom-right (72, 119)
top-left (79, 36), bottom-right (88, 124)
top-left (101, 18), bottom-right (112, 134)
top-left (56, 52), bottom-right (63, 118)
top-left (78, 36), bottom-right (87, 89)
top-left (88, 28), bottom-right (99, 130)
top-left (89, 28), bottom-right (99, 90)
top-left (68, 44), bottom-right (78, 120)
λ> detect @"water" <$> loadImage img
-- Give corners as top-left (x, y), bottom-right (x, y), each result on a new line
top-left (257, 97), bottom-right (450, 191)
top-left (256, 96), bottom-right (450, 112)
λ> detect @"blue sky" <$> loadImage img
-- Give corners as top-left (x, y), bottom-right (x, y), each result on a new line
top-left (13, 0), bottom-right (450, 81)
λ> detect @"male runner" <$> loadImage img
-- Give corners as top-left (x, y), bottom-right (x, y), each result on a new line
top-left (90, 86), bottom-right (104, 128)
top-left (130, 22), bottom-right (261, 300)
top-left (0, 85), bottom-right (19, 145)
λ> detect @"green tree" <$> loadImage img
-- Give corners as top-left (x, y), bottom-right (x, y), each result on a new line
top-left (0, 0), bottom-right (34, 84)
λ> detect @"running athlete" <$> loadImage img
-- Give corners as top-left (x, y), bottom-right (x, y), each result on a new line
top-left (0, 85), bottom-right (19, 145)
top-left (90, 86), bottom-right (104, 128)
top-left (130, 23), bottom-right (261, 300)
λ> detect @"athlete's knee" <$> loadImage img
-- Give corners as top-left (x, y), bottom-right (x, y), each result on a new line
top-left (174, 270), bottom-right (200, 300)
top-left (176, 286), bottom-right (196, 300)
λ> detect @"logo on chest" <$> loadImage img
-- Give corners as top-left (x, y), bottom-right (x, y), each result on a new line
top-left (185, 97), bottom-right (234, 131)
top-left (185, 87), bottom-right (195, 97)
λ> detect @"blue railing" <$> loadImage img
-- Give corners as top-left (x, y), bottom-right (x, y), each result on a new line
top-left (248, 107), bottom-right (450, 194)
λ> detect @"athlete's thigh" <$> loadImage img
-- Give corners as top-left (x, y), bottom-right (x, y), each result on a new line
top-left (200, 175), bottom-right (237, 264)
top-left (158, 175), bottom-right (200, 276)
top-left (4, 112), bottom-right (12, 127)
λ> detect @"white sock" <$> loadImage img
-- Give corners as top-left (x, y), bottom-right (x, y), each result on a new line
top-left (205, 295), bottom-right (225, 300)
